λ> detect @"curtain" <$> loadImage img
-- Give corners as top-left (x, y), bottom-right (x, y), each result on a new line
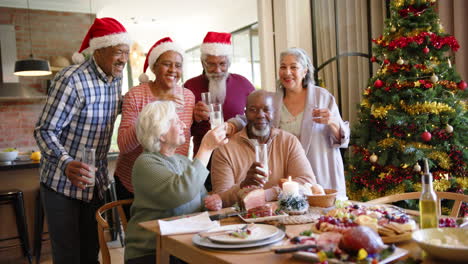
top-left (437, 0), bottom-right (468, 82)
top-left (312, 0), bottom-right (385, 125)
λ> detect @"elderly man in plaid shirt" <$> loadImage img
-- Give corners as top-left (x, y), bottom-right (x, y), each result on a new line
top-left (34, 18), bottom-right (131, 263)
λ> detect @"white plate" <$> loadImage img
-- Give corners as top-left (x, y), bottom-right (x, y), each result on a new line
top-left (207, 224), bottom-right (279, 244)
top-left (239, 212), bottom-right (289, 223)
top-left (192, 229), bottom-right (285, 249)
top-left (412, 228), bottom-right (468, 262)
top-left (293, 246), bottom-right (408, 264)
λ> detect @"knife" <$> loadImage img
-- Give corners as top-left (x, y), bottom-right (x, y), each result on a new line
top-left (209, 211), bottom-right (246, 221)
top-left (274, 244), bottom-right (317, 254)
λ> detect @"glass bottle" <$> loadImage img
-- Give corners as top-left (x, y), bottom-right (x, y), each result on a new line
top-left (419, 159), bottom-right (438, 229)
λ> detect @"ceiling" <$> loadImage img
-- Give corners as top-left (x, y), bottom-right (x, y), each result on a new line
top-left (0, 0), bottom-right (258, 50)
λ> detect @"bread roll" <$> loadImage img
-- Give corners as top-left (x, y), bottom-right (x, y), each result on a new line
top-left (311, 183), bottom-right (325, 195)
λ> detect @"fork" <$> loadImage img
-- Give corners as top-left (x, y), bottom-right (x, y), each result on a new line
top-left (199, 224), bottom-right (254, 238)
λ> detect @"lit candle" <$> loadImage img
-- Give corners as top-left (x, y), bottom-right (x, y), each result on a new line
top-left (282, 176), bottom-right (299, 196)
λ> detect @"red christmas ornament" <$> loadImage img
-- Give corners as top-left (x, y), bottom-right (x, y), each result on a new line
top-left (421, 131), bottom-right (432, 142)
top-left (458, 80), bottom-right (467, 90)
top-left (423, 46), bottom-right (430, 54)
top-left (384, 59), bottom-right (390, 64)
top-left (370, 56), bottom-right (377, 62)
top-left (374, 79), bottom-right (384, 88)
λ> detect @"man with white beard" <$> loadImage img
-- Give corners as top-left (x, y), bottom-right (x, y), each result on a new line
top-left (209, 90), bottom-right (317, 207)
top-left (185, 31), bottom-right (254, 190)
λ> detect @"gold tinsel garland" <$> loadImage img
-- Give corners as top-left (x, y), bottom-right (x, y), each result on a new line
top-left (377, 138), bottom-right (433, 151)
top-left (433, 178), bottom-right (452, 192)
top-left (456, 177), bottom-right (468, 189)
top-left (349, 178), bottom-right (458, 201)
top-left (427, 151), bottom-right (452, 170)
top-left (361, 98), bottom-right (371, 108)
top-left (371, 104), bottom-right (395, 118)
top-left (400, 101), bottom-right (455, 115)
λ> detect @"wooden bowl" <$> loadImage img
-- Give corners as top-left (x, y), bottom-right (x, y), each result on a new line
top-left (306, 189), bottom-right (337, 208)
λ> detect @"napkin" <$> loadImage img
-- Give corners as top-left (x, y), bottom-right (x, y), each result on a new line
top-left (158, 212), bottom-right (220, 235)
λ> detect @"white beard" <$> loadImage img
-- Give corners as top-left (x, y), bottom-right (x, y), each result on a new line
top-left (250, 125), bottom-right (270, 137)
top-left (207, 72), bottom-right (228, 104)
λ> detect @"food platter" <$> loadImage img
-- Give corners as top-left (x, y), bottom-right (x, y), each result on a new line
top-left (293, 246), bottom-right (408, 264)
top-left (310, 202), bottom-right (417, 243)
top-left (207, 224), bottom-right (279, 244)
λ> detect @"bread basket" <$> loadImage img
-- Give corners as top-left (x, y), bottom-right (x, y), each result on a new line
top-left (306, 189), bottom-right (337, 208)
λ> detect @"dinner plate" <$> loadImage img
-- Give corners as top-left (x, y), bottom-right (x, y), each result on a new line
top-left (192, 229), bottom-right (285, 249)
top-left (239, 212), bottom-right (289, 223)
top-left (293, 246), bottom-right (408, 264)
top-left (207, 224), bottom-right (279, 244)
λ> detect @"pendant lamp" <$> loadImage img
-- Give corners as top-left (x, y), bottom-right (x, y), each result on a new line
top-left (13, 0), bottom-right (51, 77)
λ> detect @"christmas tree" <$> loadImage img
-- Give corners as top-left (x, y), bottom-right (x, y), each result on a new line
top-left (346, 0), bottom-right (467, 215)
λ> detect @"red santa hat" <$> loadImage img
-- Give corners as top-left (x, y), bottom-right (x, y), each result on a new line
top-left (138, 37), bottom-right (184, 83)
top-left (72, 17), bottom-right (132, 64)
top-left (200, 32), bottom-right (232, 57)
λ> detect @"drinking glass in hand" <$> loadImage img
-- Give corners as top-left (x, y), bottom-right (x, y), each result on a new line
top-left (255, 144), bottom-right (269, 181)
top-left (209, 103), bottom-right (224, 129)
top-left (82, 148), bottom-right (95, 188)
top-left (201, 92), bottom-right (212, 105)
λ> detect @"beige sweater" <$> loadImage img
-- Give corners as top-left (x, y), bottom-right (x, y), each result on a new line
top-left (211, 127), bottom-right (316, 207)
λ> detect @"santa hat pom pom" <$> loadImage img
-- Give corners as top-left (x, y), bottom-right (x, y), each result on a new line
top-left (72, 52), bottom-right (85, 64)
top-left (138, 73), bottom-right (150, 83)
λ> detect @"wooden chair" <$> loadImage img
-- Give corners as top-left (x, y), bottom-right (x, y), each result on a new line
top-left (366, 192), bottom-right (468, 217)
top-left (96, 199), bottom-right (133, 264)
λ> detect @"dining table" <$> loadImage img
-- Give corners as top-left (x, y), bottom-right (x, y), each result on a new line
top-left (139, 207), bottom-right (453, 264)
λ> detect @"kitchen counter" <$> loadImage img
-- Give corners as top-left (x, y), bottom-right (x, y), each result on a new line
top-left (0, 152), bottom-right (119, 261)
top-left (0, 152), bottom-right (119, 171)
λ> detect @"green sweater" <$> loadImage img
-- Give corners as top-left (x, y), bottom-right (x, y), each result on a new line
top-left (124, 151), bottom-right (209, 261)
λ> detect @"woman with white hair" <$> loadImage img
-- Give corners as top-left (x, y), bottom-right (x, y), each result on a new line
top-left (114, 37), bottom-right (195, 216)
top-left (229, 48), bottom-right (350, 199)
top-left (124, 101), bottom-right (227, 264)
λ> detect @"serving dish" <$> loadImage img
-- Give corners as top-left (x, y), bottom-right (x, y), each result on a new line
top-left (412, 228), bottom-right (468, 262)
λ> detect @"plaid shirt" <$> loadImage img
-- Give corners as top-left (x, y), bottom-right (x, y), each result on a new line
top-left (34, 58), bottom-right (122, 202)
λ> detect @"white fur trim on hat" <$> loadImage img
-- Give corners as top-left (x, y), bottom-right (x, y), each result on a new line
top-left (89, 32), bottom-right (132, 53)
top-left (138, 73), bottom-right (150, 83)
top-left (201, 43), bottom-right (232, 56)
top-left (147, 42), bottom-right (185, 70)
top-left (72, 52), bottom-right (85, 64)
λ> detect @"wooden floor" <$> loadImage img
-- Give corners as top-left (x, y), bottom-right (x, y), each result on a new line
top-left (0, 240), bottom-right (124, 264)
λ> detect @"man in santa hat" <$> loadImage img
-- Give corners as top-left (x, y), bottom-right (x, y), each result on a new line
top-left (185, 31), bottom-right (255, 191)
top-left (34, 17), bottom-right (131, 263)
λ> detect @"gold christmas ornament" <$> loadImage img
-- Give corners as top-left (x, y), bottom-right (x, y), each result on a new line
top-left (413, 163), bottom-right (421, 172)
top-left (430, 74), bottom-right (439, 83)
top-left (445, 124), bottom-right (453, 133)
top-left (369, 153), bottom-right (378, 163)
top-left (414, 80), bottom-right (421, 87)
top-left (397, 57), bottom-right (404, 65)
top-left (390, 26), bottom-right (396, 33)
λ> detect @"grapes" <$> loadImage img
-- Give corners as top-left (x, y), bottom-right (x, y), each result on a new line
top-left (438, 217), bottom-right (457, 228)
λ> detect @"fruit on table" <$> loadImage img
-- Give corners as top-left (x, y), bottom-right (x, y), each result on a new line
top-left (3, 148), bottom-right (17, 152)
top-left (31, 151), bottom-right (41, 161)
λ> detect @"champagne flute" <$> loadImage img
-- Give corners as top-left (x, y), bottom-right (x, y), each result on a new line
top-left (82, 148), bottom-right (95, 188)
top-left (209, 103), bottom-right (224, 129)
top-left (255, 143), bottom-right (269, 181)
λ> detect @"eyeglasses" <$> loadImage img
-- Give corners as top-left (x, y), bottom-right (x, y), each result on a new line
top-left (204, 61), bottom-right (228, 70)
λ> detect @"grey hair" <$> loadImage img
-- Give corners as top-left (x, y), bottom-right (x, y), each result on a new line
top-left (278, 48), bottom-right (315, 90)
top-left (136, 101), bottom-right (177, 152)
top-left (201, 53), bottom-right (232, 69)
